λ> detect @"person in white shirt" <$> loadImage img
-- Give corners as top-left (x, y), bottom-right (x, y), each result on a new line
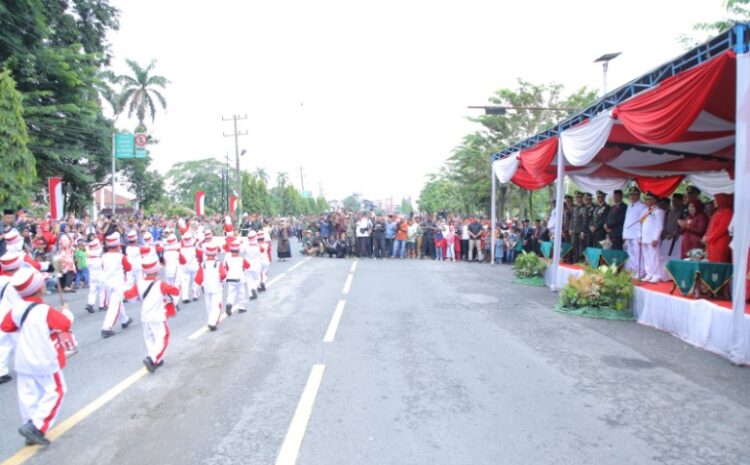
top-left (356, 213), bottom-right (371, 258)
top-left (622, 187), bottom-right (649, 278)
top-left (640, 192), bottom-right (666, 283)
top-left (84, 238), bottom-right (105, 314)
top-left (224, 240), bottom-right (250, 315)
top-left (0, 252), bottom-right (24, 384)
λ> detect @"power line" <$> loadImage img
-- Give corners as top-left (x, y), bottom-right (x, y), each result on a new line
top-left (222, 114), bottom-right (247, 218)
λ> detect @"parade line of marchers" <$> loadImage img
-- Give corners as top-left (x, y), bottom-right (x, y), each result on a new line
top-left (0, 226), bottom-right (273, 447)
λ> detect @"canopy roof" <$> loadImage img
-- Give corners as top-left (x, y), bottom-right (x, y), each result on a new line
top-left (492, 24), bottom-right (750, 197)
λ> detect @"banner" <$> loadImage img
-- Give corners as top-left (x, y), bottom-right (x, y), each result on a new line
top-left (229, 195), bottom-right (237, 216)
top-left (48, 177), bottom-right (64, 220)
top-left (195, 191), bottom-right (205, 216)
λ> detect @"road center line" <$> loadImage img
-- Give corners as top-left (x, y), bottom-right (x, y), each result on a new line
top-left (342, 273), bottom-right (354, 294)
top-left (323, 300), bottom-right (346, 343)
top-left (266, 272), bottom-right (286, 289)
top-left (275, 364), bottom-right (326, 465)
top-left (288, 257), bottom-right (310, 272)
top-left (349, 261), bottom-right (357, 273)
top-left (1, 368), bottom-right (148, 465)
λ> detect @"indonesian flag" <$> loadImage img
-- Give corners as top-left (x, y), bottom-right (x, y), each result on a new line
top-left (195, 191), bottom-right (205, 216)
top-left (48, 177), bottom-right (64, 220)
top-left (229, 195), bottom-right (238, 216)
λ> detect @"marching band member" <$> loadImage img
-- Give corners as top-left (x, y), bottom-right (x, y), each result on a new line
top-left (85, 238), bottom-right (105, 314)
top-left (244, 231), bottom-right (262, 300)
top-left (0, 252), bottom-right (24, 385)
top-left (224, 240), bottom-right (250, 315)
top-left (101, 232), bottom-right (133, 338)
top-left (140, 231), bottom-right (162, 264)
top-left (124, 230), bottom-right (142, 286)
top-left (4, 229), bottom-right (42, 270)
top-left (194, 245), bottom-right (226, 331)
top-left (180, 233), bottom-right (202, 304)
top-left (162, 234), bottom-right (185, 286)
top-left (257, 232), bottom-right (270, 292)
top-left (123, 258), bottom-right (179, 373)
top-left (1, 268), bottom-right (75, 446)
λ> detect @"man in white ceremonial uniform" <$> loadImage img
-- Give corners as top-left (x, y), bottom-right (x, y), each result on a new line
top-left (224, 240), bottom-right (250, 315)
top-left (244, 231), bottom-right (262, 300)
top-left (123, 258), bottom-right (179, 373)
top-left (124, 230), bottom-right (142, 287)
top-left (101, 232), bottom-right (133, 338)
top-left (194, 245), bottom-right (225, 331)
top-left (622, 187), bottom-right (648, 278)
top-left (640, 192), bottom-right (666, 283)
top-left (85, 238), bottom-right (105, 314)
top-left (0, 252), bottom-right (25, 385)
top-left (1, 268), bottom-right (75, 446)
top-left (180, 233), bottom-right (202, 304)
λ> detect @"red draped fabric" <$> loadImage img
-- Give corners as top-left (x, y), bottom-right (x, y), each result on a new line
top-left (635, 176), bottom-right (684, 198)
top-left (511, 165), bottom-right (556, 190)
top-left (612, 51), bottom-right (735, 145)
top-left (520, 137), bottom-right (558, 177)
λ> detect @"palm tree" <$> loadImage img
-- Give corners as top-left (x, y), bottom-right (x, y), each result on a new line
top-left (254, 167), bottom-right (270, 185)
top-left (276, 171), bottom-right (289, 188)
top-left (115, 59), bottom-right (170, 127)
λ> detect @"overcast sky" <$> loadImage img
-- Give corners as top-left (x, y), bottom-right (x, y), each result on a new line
top-left (108, 0), bottom-right (726, 204)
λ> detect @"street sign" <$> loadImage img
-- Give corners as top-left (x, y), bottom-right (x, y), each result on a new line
top-left (134, 132), bottom-right (148, 158)
top-left (114, 132), bottom-right (135, 159)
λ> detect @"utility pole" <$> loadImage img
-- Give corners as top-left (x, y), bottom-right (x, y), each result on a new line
top-left (222, 114), bottom-right (248, 219)
top-left (299, 166), bottom-right (306, 194)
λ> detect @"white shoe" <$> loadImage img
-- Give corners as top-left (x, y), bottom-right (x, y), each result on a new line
top-left (648, 276), bottom-right (660, 284)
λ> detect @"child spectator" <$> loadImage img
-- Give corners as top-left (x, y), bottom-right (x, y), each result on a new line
top-left (74, 240), bottom-right (88, 289)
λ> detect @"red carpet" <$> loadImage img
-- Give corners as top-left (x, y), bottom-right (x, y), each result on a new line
top-left (558, 263), bottom-right (750, 314)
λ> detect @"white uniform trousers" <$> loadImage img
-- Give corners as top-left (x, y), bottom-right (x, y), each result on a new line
top-left (143, 321), bottom-right (169, 364)
top-left (226, 280), bottom-right (246, 310)
top-left (126, 269), bottom-right (142, 288)
top-left (87, 274), bottom-right (105, 308)
top-left (261, 264), bottom-right (269, 284)
top-left (246, 269), bottom-right (260, 292)
top-left (624, 239), bottom-right (643, 277)
top-left (642, 242), bottom-right (662, 281)
top-left (0, 332), bottom-right (16, 377)
top-left (102, 287), bottom-right (129, 331)
top-left (17, 371), bottom-right (66, 433)
top-left (181, 270), bottom-right (200, 301)
top-left (204, 291), bottom-right (222, 327)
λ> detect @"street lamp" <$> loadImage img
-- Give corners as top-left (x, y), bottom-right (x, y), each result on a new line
top-left (594, 52), bottom-right (621, 94)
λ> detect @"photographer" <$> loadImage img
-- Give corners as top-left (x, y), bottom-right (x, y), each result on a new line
top-left (355, 213), bottom-right (371, 258)
top-left (372, 214), bottom-right (387, 259)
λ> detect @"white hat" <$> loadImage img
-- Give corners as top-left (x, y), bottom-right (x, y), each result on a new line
top-left (143, 231), bottom-right (153, 242)
top-left (126, 230), bottom-right (137, 242)
top-left (0, 252), bottom-right (23, 271)
top-left (12, 268), bottom-right (45, 297)
top-left (204, 245), bottom-right (219, 256)
top-left (142, 257), bottom-right (160, 275)
top-left (105, 232), bottom-right (121, 248)
top-left (4, 229), bottom-right (20, 245)
top-left (166, 234), bottom-right (177, 245)
top-left (88, 238), bottom-right (101, 249)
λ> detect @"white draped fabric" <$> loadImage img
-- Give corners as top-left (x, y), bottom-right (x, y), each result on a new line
top-left (730, 52), bottom-right (750, 365)
top-left (492, 152), bottom-right (520, 184)
top-left (560, 111), bottom-right (614, 166)
top-left (686, 171), bottom-right (735, 195)
top-left (567, 174), bottom-right (628, 196)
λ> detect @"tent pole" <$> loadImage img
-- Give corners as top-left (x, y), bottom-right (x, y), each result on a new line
top-left (730, 41), bottom-right (749, 365)
top-left (551, 142), bottom-right (566, 291)
top-left (491, 168), bottom-right (497, 265)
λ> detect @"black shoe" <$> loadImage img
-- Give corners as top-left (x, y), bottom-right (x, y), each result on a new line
top-left (238, 308), bottom-right (247, 313)
top-left (192, 297), bottom-right (199, 302)
top-left (175, 305), bottom-right (180, 312)
top-left (207, 324), bottom-right (217, 331)
top-left (25, 438), bottom-right (34, 446)
top-left (18, 421), bottom-right (49, 446)
top-left (182, 299), bottom-right (191, 305)
top-left (225, 304), bottom-right (232, 316)
top-left (85, 304), bottom-right (95, 314)
top-left (0, 374), bottom-right (12, 384)
top-left (98, 306), bottom-right (106, 312)
top-left (143, 357), bottom-right (156, 373)
top-left (101, 329), bottom-right (115, 338)
top-left (250, 289), bottom-right (258, 300)
top-left (121, 317), bottom-right (133, 329)
top-left (259, 283), bottom-right (266, 292)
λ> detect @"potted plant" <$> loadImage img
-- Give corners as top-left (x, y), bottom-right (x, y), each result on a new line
top-left (557, 264), bottom-right (634, 319)
top-left (512, 251), bottom-right (548, 286)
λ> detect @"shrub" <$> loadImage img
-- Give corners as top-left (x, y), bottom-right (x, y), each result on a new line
top-left (559, 264), bottom-right (634, 311)
top-left (513, 251), bottom-right (547, 279)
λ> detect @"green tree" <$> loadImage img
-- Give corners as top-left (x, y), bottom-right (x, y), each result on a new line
top-left (315, 196), bottom-right (329, 213)
top-left (253, 167), bottom-right (269, 185)
top-left (399, 198), bottom-right (413, 215)
top-left (114, 59), bottom-right (169, 126)
top-left (0, 69), bottom-right (36, 208)
top-left (681, 0), bottom-right (750, 46)
top-left (165, 158), bottom-right (229, 214)
top-left (343, 194), bottom-right (360, 212)
top-left (276, 171), bottom-right (289, 188)
top-left (241, 171), bottom-right (273, 216)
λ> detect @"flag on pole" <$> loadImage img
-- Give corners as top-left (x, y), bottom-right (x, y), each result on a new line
top-left (48, 177), bottom-right (64, 220)
top-left (195, 191), bottom-right (205, 216)
top-left (229, 195), bottom-right (238, 216)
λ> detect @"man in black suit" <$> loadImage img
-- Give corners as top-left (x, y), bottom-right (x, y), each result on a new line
top-left (604, 189), bottom-right (627, 250)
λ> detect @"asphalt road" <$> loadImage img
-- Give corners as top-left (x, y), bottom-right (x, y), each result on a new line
top-left (1, 245), bottom-right (749, 465)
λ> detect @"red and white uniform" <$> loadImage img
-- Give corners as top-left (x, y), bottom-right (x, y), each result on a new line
top-left (258, 233), bottom-right (270, 285)
top-left (124, 265), bottom-right (179, 366)
top-left (1, 269), bottom-right (73, 434)
top-left (86, 239), bottom-right (105, 309)
top-left (102, 233), bottom-right (132, 331)
top-left (194, 248), bottom-right (226, 328)
top-left (180, 235), bottom-right (202, 302)
top-left (0, 253), bottom-right (24, 378)
top-left (140, 233), bottom-right (162, 264)
top-left (162, 235), bottom-right (186, 285)
top-left (124, 231), bottom-right (142, 286)
top-left (224, 247), bottom-right (250, 311)
top-left (244, 232), bottom-right (263, 292)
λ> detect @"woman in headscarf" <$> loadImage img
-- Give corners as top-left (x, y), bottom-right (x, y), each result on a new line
top-left (678, 200), bottom-right (708, 258)
top-left (276, 218), bottom-right (292, 262)
top-left (703, 193), bottom-right (734, 263)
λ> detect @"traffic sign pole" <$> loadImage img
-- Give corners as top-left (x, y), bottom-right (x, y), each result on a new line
top-left (111, 133), bottom-right (115, 215)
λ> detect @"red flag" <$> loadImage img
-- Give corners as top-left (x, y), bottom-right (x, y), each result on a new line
top-left (48, 177), bottom-right (64, 220)
top-left (195, 191), bottom-right (205, 216)
top-left (229, 195), bottom-right (237, 216)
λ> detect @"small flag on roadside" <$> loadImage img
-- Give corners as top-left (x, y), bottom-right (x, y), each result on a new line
top-left (195, 191), bottom-right (205, 216)
top-left (48, 177), bottom-right (64, 220)
top-left (229, 195), bottom-right (237, 216)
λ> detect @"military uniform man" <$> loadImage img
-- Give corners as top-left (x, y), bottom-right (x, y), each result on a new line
top-left (578, 193), bottom-right (595, 256)
top-left (569, 192), bottom-right (584, 262)
top-left (562, 194), bottom-right (574, 243)
top-left (591, 191), bottom-right (611, 246)
top-left (605, 189), bottom-right (627, 250)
